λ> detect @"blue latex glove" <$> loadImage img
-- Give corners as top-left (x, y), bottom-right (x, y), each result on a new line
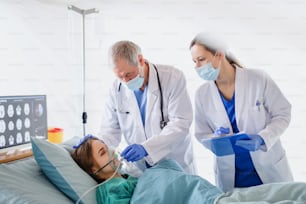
top-left (235, 134), bottom-right (265, 151)
top-left (121, 144), bottom-right (148, 162)
top-left (214, 127), bottom-right (230, 136)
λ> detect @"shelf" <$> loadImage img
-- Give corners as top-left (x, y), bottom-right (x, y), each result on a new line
top-left (0, 148), bottom-right (33, 164)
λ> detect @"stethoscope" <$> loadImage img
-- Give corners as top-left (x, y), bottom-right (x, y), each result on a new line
top-left (116, 64), bottom-right (167, 129)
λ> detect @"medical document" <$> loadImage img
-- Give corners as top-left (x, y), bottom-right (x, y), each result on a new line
top-left (201, 133), bottom-right (249, 156)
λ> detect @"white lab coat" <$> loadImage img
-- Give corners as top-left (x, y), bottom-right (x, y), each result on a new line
top-left (99, 62), bottom-right (196, 174)
top-left (194, 67), bottom-right (293, 191)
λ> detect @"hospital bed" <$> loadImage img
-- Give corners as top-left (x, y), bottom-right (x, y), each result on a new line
top-left (0, 157), bottom-right (72, 204)
top-left (133, 160), bottom-right (306, 204)
top-left (0, 136), bottom-right (97, 204)
top-left (1, 137), bottom-right (306, 204)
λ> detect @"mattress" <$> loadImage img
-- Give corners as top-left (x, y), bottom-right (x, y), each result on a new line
top-left (0, 157), bottom-right (72, 204)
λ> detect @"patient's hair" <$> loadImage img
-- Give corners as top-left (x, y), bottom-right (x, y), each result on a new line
top-left (71, 137), bottom-right (103, 182)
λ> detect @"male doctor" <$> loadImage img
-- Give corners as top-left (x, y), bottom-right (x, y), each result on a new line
top-left (98, 40), bottom-right (196, 174)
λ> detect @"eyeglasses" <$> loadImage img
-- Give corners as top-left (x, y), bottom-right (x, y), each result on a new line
top-left (73, 134), bottom-right (94, 149)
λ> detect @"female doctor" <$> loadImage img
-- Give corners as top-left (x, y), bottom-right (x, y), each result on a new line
top-left (189, 32), bottom-right (293, 191)
top-left (98, 40), bottom-right (196, 174)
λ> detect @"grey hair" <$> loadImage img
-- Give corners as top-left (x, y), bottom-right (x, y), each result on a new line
top-left (189, 32), bottom-right (243, 68)
top-left (110, 41), bottom-right (142, 67)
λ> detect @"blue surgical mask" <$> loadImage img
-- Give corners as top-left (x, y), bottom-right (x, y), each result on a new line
top-left (196, 62), bottom-right (220, 81)
top-left (125, 75), bottom-right (144, 91)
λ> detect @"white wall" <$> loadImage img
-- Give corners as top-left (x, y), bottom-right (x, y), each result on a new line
top-left (1, 0), bottom-right (306, 183)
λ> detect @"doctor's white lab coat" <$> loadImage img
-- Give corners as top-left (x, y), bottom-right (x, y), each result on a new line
top-left (99, 62), bottom-right (196, 174)
top-left (195, 67), bottom-right (293, 191)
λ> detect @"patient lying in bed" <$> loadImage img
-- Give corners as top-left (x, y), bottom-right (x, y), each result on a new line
top-left (71, 135), bottom-right (306, 204)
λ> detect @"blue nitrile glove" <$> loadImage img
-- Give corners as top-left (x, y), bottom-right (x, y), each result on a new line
top-left (214, 127), bottom-right (230, 136)
top-left (120, 144), bottom-right (148, 162)
top-left (235, 134), bottom-right (265, 151)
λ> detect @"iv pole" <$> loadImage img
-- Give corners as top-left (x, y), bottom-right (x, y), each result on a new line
top-left (67, 5), bottom-right (99, 136)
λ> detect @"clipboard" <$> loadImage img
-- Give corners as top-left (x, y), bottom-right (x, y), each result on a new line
top-left (201, 133), bottom-right (249, 156)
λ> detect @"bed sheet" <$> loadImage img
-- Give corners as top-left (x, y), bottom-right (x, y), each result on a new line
top-left (216, 181), bottom-right (306, 204)
top-left (0, 157), bottom-right (72, 204)
top-left (131, 159), bottom-right (306, 204)
top-left (131, 159), bottom-right (223, 204)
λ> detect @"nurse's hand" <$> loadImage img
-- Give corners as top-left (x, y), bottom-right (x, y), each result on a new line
top-left (214, 127), bottom-right (230, 136)
top-left (121, 144), bottom-right (148, 162)
top-left (235, 134), bottom-right (265, 151)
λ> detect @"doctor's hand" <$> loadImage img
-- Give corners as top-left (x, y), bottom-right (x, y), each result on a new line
top-left (214, 127), bottom-right (230, 136)
top-left (235, 134), bottom-right (265, 151)
top-left (121, 144), bottom-right (148, 162)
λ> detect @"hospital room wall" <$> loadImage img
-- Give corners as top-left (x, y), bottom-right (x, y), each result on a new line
top-left (1, 0), bottom-right (306, 183)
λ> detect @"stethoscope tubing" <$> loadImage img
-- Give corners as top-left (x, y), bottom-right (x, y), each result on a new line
top-left (117, 64), bottom-right (167, 129)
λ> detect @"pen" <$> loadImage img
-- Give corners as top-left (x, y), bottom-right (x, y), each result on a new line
top-left (256, 100), bottom-right (261, 112)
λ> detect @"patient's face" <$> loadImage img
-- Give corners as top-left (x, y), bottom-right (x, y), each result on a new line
top-left (91, 140), bottom-right (120, 179)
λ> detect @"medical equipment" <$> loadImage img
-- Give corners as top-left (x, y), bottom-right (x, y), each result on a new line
top-left (116, 64), bottom-right (167, 129)
top-left (201, 133), bottom-right (249, 156)
top-left (235, 134), bottom-right (264, 151)
top-left (2, 157), bottom-right (305, 204)
top-left (115, 82), bottom-right (130, 114)
top-left (75, 158), bottom-right (122, 204)
top-left (0, 95), bottom-right (47, 150)
top-left (76, 150), bottom-right (124, 204)
top-left (67, 5), bottom-right (99, 136)
top-left (125, 74), bottom-right (145, 91)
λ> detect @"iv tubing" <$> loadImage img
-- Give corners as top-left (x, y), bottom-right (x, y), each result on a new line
top-left (75, 158), bottom-right (123, 204)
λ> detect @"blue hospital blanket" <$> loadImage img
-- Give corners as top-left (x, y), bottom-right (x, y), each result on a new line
top-left (131, 159), bottom-right (223, 204)
top-left (129, 159), bottom-right (306, 204)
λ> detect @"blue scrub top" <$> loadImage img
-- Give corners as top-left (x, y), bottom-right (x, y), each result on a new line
top-left (134, 86), bottom-right (148, 127)
top-left (220, 92), bottom-right (263, 188)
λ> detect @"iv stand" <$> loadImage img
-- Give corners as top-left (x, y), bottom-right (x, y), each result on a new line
top-left (67, 5), bottom-right (99, 136)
